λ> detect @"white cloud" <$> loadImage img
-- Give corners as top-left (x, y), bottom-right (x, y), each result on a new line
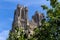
top-left (0, 30), bottom-right (9, 40)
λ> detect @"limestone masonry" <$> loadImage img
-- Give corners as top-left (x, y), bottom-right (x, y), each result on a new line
top-left (12, 4), bottom-right (44, 37)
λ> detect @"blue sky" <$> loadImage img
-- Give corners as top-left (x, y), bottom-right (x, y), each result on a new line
top-left (0, 0), bottom-right (51, 40)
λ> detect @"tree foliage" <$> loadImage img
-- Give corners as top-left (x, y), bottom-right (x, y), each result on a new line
top-left (34, 0), bottom-right (60, 40)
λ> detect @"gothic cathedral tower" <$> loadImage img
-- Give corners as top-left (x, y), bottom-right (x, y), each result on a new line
top-left (11, 4), bottom-right (44, 37)
top-left (12, 4), bottom-right (28, 30)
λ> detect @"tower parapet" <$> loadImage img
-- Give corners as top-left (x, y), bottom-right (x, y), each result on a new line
top-left (32, 11), bottom-right (44, 26)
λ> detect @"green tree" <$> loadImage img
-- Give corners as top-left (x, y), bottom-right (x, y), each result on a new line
top-left (7, 26), bottom-right (27, 40)
top-left (33, 0), bottom-right (60, 40)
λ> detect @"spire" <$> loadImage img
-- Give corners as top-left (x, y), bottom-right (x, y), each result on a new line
top-left (25, 7), bottom-right (28, 12)
top-left (17, 4), bottom-right (21, 8)
top-left (17, 4), bottom-right (24, 9)
top-left (35, 11), bottom-right (39, 15)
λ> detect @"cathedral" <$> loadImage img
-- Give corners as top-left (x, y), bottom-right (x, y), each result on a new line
top-left (12, 4), bottom-right (44, 37)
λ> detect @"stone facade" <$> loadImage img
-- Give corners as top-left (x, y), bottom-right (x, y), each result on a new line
top-left (12, 4), bottom-right (44, 37)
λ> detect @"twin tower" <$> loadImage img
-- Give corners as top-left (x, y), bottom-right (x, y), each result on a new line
top-left (12, 4), bottom-right (44, 37)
